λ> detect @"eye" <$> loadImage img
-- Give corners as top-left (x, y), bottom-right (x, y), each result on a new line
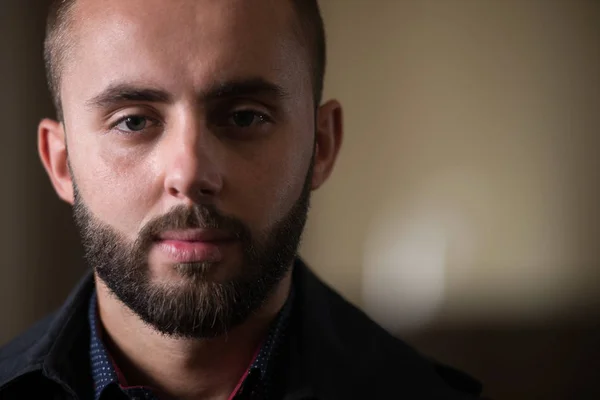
top-left (229, 110), bottom-right (269, 128)
top-left (113, 115), bottom-right (156, 133)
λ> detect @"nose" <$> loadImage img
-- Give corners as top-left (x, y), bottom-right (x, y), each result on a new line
top-left (162, 115), bottom-right (223, 203)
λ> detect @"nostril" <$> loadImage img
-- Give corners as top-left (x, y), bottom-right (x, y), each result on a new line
top-left (167, 187), bottom-right (180, 197)
top-left (194, 186), bottom-right (217, 199)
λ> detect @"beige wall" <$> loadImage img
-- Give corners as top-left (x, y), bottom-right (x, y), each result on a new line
top-left (302, 0), bottom-right (600, 332)
top-left (300, 3), bottom-right (600, 397)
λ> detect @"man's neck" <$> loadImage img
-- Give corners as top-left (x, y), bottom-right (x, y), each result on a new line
top-left (94, 272), bottom-right (292, 400)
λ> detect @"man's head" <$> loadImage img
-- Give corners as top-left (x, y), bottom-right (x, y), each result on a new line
top-left (38, 0), bottom-right (342, 338)
top-left (44, 0), bottom-right (327, 122)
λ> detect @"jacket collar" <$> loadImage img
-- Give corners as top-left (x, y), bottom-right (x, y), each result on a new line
top-left (284, 259), bottom-right (370, 400)
top-left (285, 259), bottom-right (481, 400)
top-left (0, 270), bottom-right (95, 399)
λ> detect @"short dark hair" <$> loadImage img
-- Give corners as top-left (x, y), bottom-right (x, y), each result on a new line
top-left (44, 0), bottom-right (326, 121)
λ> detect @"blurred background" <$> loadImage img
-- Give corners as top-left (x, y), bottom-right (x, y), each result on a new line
top-left (1, 0), bottom-right (599, 398)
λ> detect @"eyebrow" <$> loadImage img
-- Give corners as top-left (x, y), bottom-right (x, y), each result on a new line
top-left (85, 77), bottom-right (290, 110)
top-left (203, 78), bottom-right (290, 102)
top-left (85, 85), bottom-right (172, 109)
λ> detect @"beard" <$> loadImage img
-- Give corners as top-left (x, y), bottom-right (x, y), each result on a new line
top-left (72, 163), bottom-right (312, 339)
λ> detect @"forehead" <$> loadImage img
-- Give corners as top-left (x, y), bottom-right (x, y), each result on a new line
top-left (61, 0), bottom-right (308, 108)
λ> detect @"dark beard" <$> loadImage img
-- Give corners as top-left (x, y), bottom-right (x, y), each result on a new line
top-left (73, 164), bottom-right (312, 339)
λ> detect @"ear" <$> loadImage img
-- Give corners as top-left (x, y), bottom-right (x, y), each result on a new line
top-left (38, 118), bottom-right (74, 204)
top-left (311, 99), bottom-right (343, 190)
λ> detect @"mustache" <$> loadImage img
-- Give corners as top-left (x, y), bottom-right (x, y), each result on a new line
top-left (136, 204), bottom-right (250, 244)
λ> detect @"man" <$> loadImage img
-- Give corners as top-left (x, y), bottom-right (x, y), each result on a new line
top-left (0, 0), bottom-right (483, 399)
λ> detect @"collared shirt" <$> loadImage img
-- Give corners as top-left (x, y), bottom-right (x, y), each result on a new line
top-left (88, 289), bottom-right (293, 400)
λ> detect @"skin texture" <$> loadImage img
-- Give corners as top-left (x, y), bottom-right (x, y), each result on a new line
top-left (38, 0), bottom-right (343, 399)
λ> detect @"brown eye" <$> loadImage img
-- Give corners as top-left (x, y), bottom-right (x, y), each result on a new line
top-left (210, 107), bottom-right (273, 131)
top-left (231, 110), bottom-right (260, 127)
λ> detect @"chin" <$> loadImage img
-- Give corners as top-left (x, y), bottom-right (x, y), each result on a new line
top-left (146, 259), bottom-right (244, 285)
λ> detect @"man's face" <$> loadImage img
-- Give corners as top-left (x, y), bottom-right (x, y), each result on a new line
top-left (58, 0), bottom-right (317, 337)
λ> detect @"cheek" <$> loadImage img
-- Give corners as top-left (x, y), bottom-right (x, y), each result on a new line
top-left (70, 143), bottom-right (160, 237)
top-left (228, 134), bottom-right (312, 234)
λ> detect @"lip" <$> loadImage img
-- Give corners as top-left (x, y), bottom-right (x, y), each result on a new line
top-left (154, 229), bottom-right (237, 263)
top-left (157, 229), bottom-right (236, 242)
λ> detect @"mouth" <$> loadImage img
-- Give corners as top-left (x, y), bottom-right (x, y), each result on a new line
top-left (153, 229), bottom-right (238, 263)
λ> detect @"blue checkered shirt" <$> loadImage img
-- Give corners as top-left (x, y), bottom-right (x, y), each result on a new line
top-left (88, 289), bottom-right (292, 400)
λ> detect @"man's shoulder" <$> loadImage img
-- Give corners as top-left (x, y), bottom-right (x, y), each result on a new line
top-left (293, 260), bottom-right (483, 398)
top-left (0, 271), bottom-right (95, 398)
top-left (0, 312), bottom-right (57, 370)
top-left (0, 312), bottom-right (59, 398)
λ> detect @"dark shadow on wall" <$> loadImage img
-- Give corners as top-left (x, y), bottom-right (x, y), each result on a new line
top-left (0, 0), bottom-right (84, 344)
top-left (405, 318), bottom-right (600, 400)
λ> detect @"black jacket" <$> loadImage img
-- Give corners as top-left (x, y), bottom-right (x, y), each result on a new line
top-left (0, 260), bottom-right (483, 399)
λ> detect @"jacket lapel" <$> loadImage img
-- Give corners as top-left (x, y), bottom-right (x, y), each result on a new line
top-left (0, 270), bottom-right (95, 400)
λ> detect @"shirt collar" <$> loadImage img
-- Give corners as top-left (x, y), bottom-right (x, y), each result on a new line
top-left (88, 291), bottom-right (121, 400)
top-left (88, 286), bottom-right (294, 400)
